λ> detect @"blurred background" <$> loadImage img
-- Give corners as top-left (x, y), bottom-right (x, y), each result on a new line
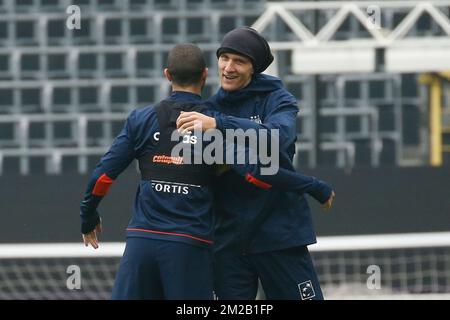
top-left (0, 0), bottom-right (449, 299)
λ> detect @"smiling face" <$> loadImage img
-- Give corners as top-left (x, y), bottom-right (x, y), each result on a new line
top-left (218, 52), bottom-right (254, 92)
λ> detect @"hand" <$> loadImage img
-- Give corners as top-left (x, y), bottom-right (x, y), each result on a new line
top-left (176, 112), bottom-right (216, 133)
top-left (82, 220), bottom-right (102, 249)
top-left (321, 191), bottom-right (335, 212)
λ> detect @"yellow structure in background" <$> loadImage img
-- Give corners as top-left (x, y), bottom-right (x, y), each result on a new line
top-left (419, 72), bottom-right (450, 167)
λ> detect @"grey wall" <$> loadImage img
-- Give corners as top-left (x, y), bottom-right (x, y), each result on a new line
top-left (0, 167), bottom-right (449, 243)
top-left (306, 167), bottom-right (450, 236)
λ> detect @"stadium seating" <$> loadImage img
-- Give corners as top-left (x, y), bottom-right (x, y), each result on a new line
top-left (0, 0), bottom-right (446, 174)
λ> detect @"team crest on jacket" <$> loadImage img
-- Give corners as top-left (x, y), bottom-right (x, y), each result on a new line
top-left (250, 115), bottom-right (262, 124)
top-left (298, 280), bottom-right (315, 300)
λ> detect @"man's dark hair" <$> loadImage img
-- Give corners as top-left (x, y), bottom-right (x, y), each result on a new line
top-left (167, 44), bottom-right (206, 87)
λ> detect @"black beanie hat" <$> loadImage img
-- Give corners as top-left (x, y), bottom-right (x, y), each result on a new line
top-left (216, 27), bottom-right (274, 74)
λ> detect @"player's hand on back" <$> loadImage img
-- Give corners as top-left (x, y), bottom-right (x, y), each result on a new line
top-left (82, 220), bottom-right (102, 249)
top-left (176, 111), bottom-right (216, 133)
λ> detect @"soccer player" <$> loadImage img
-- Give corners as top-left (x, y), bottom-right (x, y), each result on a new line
top-left (177, 27), bottom-right (335, 300)
top-left (80, 44), bottom-right (216, 299)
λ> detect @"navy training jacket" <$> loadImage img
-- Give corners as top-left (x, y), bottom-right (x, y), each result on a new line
top-left (80, 92), bottom-right (217, 247)
top-left (207, 74), bottom-right (327, 254)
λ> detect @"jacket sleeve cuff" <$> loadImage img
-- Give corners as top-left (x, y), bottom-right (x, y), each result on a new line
top-left (214, 115), bottom-right (225, 132)
top-left (308, 179), bottom-right (333, 204)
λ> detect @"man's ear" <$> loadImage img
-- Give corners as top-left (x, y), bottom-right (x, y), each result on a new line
top-left (164, 68), bottom-right (172, 82)
top-left (199, 68), bottom-right (208, 88)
